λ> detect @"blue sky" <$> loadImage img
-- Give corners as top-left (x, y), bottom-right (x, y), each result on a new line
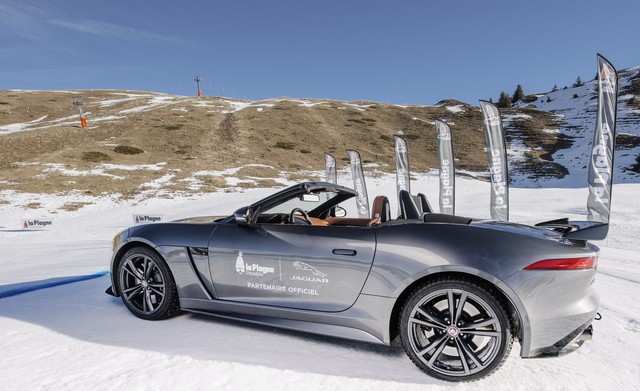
top-left (1, 0), bottom-right (638, 105)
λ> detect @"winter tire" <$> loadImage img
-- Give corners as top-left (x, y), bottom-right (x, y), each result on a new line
top-left (399, 277), bottom-right (513, 382)
top-left (116, 246), bottom-right (180, 320)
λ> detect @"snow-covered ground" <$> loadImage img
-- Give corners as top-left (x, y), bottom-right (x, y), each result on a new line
top-left (518, 66), bottom-right (640, 187)
top-left (1, 173), bottom-right (638, 390)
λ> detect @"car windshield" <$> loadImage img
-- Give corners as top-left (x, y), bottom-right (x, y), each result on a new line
top-left (261, 190), bottom-right (335, 214)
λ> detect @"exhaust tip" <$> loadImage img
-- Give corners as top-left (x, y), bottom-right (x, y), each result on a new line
top-left (579, 325), bottom-right (594, 341)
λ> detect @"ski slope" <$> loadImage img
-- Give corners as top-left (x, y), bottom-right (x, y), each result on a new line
top-left (1, 173), bottom-right (639, 390)
top-left (517, 66), bottom-right (640, 187)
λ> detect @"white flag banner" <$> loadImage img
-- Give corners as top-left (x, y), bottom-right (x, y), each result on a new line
top-left (346, 150), bottom-right (370, 218)
top-left (393, 135), bottom-right (411, 215)
top-left (324, 153), bottom-right (337, 184)
top-left (435, 120), bottom-right (455, 215)
top-left (479, 100), bottom-right (509, 221)
top-left (587, 54), bottom-right (618, 224)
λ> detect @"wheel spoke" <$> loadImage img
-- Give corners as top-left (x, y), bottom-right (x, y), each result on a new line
top-left (416, 307), bottom-right (447, 329)
top-left (410, 316), bottom-right (445, 330)
top-left (426, 336), bottom-right (449, 366)
top-left (453, 291), bottom-right (468, 325)
top-left (462, 330), bottom-right (502, 338)
top-left (461, 317), bottom-right (499, 331)
top-left (123, 285), bottom-right (142, 301)
top-left (454, 338), bottom-right (471, 375)
top-left (124, 259), bottom-right (143, 280)
top-left (456, 337), bottom-right (484, 370)
top-left (417, 334), bottom-right (449, 357)
top-left (144, 291), bottom-right (155, 312)
top-left (149, 286), bottom-right (164, 296)
top-left (447, 290), bottom-right (456, 324)
top-left (142, 257), bottom-right (150, 279)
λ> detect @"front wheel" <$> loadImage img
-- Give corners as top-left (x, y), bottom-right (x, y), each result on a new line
top-left (399, 277), bottom-right (512, 382)
top-left (115, 246), bottom-right (180, 320)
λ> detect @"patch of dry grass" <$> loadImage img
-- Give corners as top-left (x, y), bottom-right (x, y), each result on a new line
top-left (60, 202), bottom-right (93, 211)
top-left (0, 89), bottom-right (578, 198)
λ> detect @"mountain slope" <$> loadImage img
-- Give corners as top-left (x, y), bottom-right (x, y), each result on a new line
top-left (1, 67), bottom-right (639, 199)
top-left (514, 66), bottom-right (640, 186)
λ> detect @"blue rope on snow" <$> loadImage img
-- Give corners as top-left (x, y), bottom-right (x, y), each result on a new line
top-left (0, 271), bottom-right (110, 299)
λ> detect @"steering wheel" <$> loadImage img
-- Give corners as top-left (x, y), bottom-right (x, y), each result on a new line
top-left (290, 208), bottom-right (312, 225)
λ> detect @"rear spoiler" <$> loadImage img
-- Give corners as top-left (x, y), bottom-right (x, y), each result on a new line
top-left (535, 218), bottom-right (609, 241)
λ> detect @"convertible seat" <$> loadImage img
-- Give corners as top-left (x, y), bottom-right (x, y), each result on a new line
top-left (413, 193), bottom-right (433, 214)
top-left (369, 195), bottom-right (391, 225)
top-left (399, 190), bottom-right (421, 219)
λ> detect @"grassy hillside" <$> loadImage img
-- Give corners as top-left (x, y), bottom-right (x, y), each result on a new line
top-left (0, 90), bottom-right (575, 198)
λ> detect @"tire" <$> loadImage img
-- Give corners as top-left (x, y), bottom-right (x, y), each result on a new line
top-left (115, 246), bottom-right (180, 320)
top-left (399, 277), bottom-right (512, 382)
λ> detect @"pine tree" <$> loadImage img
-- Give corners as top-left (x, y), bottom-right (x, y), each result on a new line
top-left (497, 91), bottom-right (512, 108)
top-left (573, 76), bottom-right (584, 87)
top-left (552, 84), bottom-right (558, 91)
top-left (512, 84), bottom-right (524, 103)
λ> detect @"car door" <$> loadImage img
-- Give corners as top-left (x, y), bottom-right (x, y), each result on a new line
top-left (208, 223), bottom-right (376, 312)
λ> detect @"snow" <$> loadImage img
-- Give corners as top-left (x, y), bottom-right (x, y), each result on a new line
top-left (515, 67), bottom-right (640, 186)
top-left (1, 173), bottom-right (639, 390)
top-left (0, 115), bottom-right (48, 134)
top-left (445, 104), bottom-right (464, 113)
top-left (39, 162), bottom-right (166, 179)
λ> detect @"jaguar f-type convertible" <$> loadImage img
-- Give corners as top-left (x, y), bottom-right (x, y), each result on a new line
top-left (107, 182), bottom-right (600, 382)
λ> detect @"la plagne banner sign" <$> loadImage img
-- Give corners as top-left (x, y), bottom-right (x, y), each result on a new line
top-left (133, 214), bottom-right (163, 225)
top-left (393, 135), bottom-right (411, 214)
top-left (346, 149), bottom-right (370, 218)
top-left (22, 218), bottom-right (54, 230)
top-left (587, 54), bottom-right (618, 224)
top-left (480, 100), bottom-right (509, 221)
top-left (324, 153), bottom-right (337, 184)
top-left (435, 120), bottom-right (455, 215)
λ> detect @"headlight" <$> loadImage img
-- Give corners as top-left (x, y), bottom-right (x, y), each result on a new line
top-left (112, 229), bottom-right (129, 252)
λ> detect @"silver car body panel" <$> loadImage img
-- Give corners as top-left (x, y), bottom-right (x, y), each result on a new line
top-left (109, 182), bottom-right (600, 358)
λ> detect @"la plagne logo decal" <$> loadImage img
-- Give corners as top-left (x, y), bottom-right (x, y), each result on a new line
top-left (437, 122), bottom-right (450, 140)
top-left (133, 214), bottom-right (163, 225)
top-left (484, 105), bottom-right (500, 126)
top-left (235, 252), bottom-right (275, 277)
top-left (235, 252), bottom-right (246, 274)
top-left (22, 219), bottom-right (53, 230)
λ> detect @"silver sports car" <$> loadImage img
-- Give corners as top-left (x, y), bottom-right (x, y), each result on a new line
top-left (107, 182), bottom-right (600, 382)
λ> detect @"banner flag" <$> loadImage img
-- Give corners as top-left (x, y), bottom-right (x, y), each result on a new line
top-left (435, 120), bottom-right (455, 215)
top-left (346, 150), bottom-right (370, 218)
top-left (479, 100), bottom-right (509, 221)
top-left (587, 54), bottom-right (619, 224)
top-left (393, 135), bottom-right (411, 215)
top-left (324, 153), bottom-right (337, 184)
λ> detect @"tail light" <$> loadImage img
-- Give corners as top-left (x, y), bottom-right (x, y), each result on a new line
top-left (524, 256), bottom-right (597, 270)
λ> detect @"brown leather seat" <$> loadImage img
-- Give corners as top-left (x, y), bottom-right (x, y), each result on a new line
top-left (370, 195), bottom-right (391, 225)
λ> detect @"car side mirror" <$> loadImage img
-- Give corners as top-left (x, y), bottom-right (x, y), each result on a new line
top-left (233, 206), bottom-right (253, 226)
top-left (334, 206), bottom-right (347, 217)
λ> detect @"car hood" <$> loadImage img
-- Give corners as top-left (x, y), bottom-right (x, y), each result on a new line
top-left (171, 215), bottom-right (227, 224)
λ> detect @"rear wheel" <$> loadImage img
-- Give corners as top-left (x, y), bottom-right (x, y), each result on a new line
top-left (115, 246), bottom-right (180, 320)
top-left (399, 277), bottom-right (512, 382)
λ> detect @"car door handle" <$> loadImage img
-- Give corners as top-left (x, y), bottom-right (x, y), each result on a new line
top-left (333, 249), bottom-right (357, 256)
